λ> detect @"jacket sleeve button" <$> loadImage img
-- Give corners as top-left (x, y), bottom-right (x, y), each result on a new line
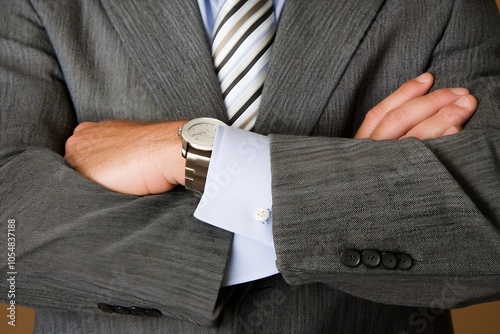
top-left (129, 306), bottom-right (146, 316)
top-left (115, 306), bottom-right (131, 315)
top-left (144, 308), bottom-right (163, 317)
top-left (381, 252), bottom-right (397, 269)
top-left (361, 249), bottom-right (381, 268)
top-left (340, 249), bottom-right (361, 267)
top-left (397, 253), bottom-right (413, 270)
top-left (97, 303), bottom-right (114, 313)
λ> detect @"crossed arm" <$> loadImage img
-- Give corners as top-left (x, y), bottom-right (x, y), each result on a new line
top-left (65, 72), bottom-right (477, 195)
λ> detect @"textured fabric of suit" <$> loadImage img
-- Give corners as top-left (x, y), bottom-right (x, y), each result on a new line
top-left (0, 0), bottom-right (498, 333)
top-left (267, 0), bottom-right (500, 308)
top-left (34, 275), bottom-right (454, 334)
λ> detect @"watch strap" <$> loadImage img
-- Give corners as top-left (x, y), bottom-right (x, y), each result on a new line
top-left (184, 146), bottom-right (211, 196)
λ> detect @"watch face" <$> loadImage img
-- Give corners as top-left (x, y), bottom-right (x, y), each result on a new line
top-left (183, 118), bottom-right (226, 151)
top-left (187, 122), bottom-right (217, 146)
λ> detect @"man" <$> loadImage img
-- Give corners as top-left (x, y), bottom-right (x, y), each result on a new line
top-left (0, 0), bottom-right (499, 333)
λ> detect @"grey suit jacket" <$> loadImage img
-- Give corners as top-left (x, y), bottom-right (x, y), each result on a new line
top-left (0, 0), bottom-right (499, 333)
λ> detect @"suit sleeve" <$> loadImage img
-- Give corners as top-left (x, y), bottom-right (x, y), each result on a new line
top-left (0, 0), bottom-right (231, 325)
top-left (269, 0), bottom-right (500, 308)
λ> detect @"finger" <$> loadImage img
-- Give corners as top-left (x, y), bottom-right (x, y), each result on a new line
top-left (401, 126), bottom-right (462, 140)
top-left (355, 73), bottom-right (434, 138)
top-left (442, 125), bottom-right (462, 137)
top-left (369, 87), bottom-right (470, 140)
top-left (399, 94), bottom-right (476, 140)
top-left (73, 121), bottom-right (94, 133)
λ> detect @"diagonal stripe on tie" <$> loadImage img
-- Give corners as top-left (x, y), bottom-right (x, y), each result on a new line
top-left (214, 7), bottom-right (274, 73)
top-left (212, 1), bottom-right (268, 58)
top-left (212, 0), bottom-right (276, 130)
top-left (212, 1), bottom-right (248, 42)
top-left (222, 35), bottom-right (275, 99)
top-left (228, 85), bottom-right (264, 124)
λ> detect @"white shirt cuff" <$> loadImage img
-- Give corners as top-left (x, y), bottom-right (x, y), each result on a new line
top-left (194, 126), bottom-right (278, 286)
top-left (194, 126), bottom-right (274, 247)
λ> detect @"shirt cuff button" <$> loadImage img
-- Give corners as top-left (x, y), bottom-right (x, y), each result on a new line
top-left (252, 208), bottom-right (270, 224)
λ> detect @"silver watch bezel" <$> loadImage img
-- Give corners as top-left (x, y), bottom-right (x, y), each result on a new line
top-left (180, 117), bottom-right (227, 156)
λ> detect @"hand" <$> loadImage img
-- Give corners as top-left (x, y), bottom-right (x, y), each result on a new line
top-left (355, 73), bottom-right (477, 140)
top-left (65, 120), bottom-right (186, 195)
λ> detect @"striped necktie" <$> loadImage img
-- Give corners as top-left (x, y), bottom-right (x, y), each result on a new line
top-left (212, 0), bottom-right (276, 130)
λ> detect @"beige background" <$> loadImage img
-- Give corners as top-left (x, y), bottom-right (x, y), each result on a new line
top-left (1, 1), bottom-right (500, 333)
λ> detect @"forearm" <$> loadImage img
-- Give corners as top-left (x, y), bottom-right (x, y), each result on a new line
top-left (269, 130), bottom-right (500, 307)
top-left (0, 97), bottom-right (229, 325)
top-left (0, 0), bottom-right (228, 325)
top-left (0, 154), bottom-right (229, 323)
top-left (270, 0), bottom-right (500, 306)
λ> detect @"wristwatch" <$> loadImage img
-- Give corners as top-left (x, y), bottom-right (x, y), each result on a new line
top-left (178, 117), bottom-right (227, 195)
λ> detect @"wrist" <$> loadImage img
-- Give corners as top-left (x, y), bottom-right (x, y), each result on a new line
top-left (148, 120), bottom-right (186, 188)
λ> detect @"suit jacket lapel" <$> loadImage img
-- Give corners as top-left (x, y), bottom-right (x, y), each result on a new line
top-left (255, 0), bottom-right (386, 135)
top-left (100, 0), bottom-right (228, 122)
top-left (101, 0), bottom-right (385, 133)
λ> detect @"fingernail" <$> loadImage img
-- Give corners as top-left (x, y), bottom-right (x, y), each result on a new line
top-left (415, 73), bottom-right (430, 83)
top-left (450, 88), bottom-right (469, 96)
top-left (454, 96), bottom-right (470, 108)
